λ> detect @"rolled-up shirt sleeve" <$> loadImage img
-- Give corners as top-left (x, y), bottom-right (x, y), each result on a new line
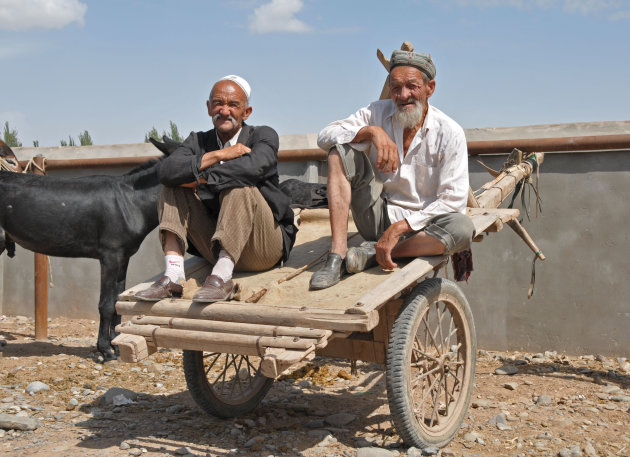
top-left (404, 128), bottom-right (469, 231)
top-left (317, 105), bottom-right (375, 152)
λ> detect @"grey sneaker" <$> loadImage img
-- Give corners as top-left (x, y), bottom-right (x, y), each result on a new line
top-left (346, 241), bottom-right (378, 273)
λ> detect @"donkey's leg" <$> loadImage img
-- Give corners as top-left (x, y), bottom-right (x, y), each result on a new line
top-left (109, 256), bottom-right (130, 357)
top-left (98, 253), bottom-right (124, 361)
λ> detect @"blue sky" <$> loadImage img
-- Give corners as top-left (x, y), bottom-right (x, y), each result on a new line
top-left (1, 0), bottom-right (629, 147)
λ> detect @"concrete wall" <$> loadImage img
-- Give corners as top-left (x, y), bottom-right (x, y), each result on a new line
top-left (2, 121), bottom-right (629, 356)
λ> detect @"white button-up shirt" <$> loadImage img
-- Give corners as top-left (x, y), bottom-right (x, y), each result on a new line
top-left (216, 127), bottom-right (242, 149)
top-left (317, 100), bottom-right (469, 231)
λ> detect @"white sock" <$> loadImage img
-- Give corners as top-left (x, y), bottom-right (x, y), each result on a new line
top-left (211, 249), bottom-right (235, 282)
top-left (164, 255), bottom-right (185, 283)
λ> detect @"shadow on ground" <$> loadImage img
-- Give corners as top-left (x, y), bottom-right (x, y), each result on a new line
top-left (72, 367), bottom-right (397, 456)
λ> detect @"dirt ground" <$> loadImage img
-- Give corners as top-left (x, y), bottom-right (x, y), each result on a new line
top-left (1, 315), bottom-right (629, 457)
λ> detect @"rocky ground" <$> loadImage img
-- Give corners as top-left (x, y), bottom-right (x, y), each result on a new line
top-left (0, 315), bottom-right (629, 457)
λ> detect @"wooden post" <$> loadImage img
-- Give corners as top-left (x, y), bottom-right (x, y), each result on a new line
top-left (32, 156), bottom-right (48, 340)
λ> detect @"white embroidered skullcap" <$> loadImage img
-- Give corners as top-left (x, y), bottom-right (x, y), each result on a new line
top-left (218, 74), bottom-right (251, 101)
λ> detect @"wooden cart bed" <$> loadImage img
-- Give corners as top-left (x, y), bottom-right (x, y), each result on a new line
top-left (114, 207), bottom-right (519, 376)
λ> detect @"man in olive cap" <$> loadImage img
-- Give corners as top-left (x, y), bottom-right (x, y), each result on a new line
top-left (310, 51), bottom-right (474, 290)
top-left (135, 75), bottom-right (297, 302)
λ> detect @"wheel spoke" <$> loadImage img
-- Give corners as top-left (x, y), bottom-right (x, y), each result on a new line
top-left (203, 353), bottom-right (221, 376)
top-left (416, 369), bottom-right (441, 415)
top-left (412, 347), bottom-right (440, 363)
top-left (411, 364), bottom-right (441, 387)
top-left (231, 355), bottom-right (245, 395)
top-left (436, 302), bottom-right (446, 355)
top-left (442, 367), bottom-right (449, 416)
top-left (445, 314), bottom-right (454, 351)
top-left (422, 314), bottom-right (442, 357)
top-left (428, 374), bottom-right (444, 427)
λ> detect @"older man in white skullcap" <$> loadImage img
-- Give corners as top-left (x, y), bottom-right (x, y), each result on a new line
top-left (135, 75), bottom-right (297, 303)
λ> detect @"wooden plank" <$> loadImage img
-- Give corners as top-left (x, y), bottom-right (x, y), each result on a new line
top-left (117, 323), bottom-right (319, 352)
top-left (348, 256), bottom-right (446, 314)
top-left (129, 315), bottom-right (332, 342)
top-left (467, 207), bottom-right (520, 221)
top-left (467, 208), bottom-right (520, 235)
top-left (317, 338), bottom-right (386, 364)
top-left (261, 347), bottom-right (316, 378)
top-left (111, 333), bottom-right (155, 363)
top-left (116, 299), bottom-right (379, 333)
top-left (373, 299), bottom-right (403, 344)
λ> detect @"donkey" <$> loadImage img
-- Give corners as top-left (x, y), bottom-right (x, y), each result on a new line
top-left (0, 139), bottom-right (173, 360)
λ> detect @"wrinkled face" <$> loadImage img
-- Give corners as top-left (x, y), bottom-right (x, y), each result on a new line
top-left (389, 66), bottom-right (435, 113)
top-left (207, 80), bottom-right (252, 141)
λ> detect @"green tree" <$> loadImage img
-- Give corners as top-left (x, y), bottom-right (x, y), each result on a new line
top-left (144, 121), bottom-right (183, 143)
top-left (167, 120), bottom-right (183, 142)
top-left (78, 130), bottom-right (93, 146)
top-left (33, 140), bottom-right (39, 147)
top-left (144, 126), bottom-right (160, 143)
top-left (2, 121), bottom-right (22, 147)
top-left (60, 136), bottom-right (76, 147)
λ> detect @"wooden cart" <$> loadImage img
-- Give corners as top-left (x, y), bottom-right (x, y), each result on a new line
top-left (114, 154), bottom-right (544, 448)
top-left (113, 152), bottom-right (544, 450)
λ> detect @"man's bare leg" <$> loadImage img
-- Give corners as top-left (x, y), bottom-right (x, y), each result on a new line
top-left (163, 231), bottom-right (183, 256)
top-left (392, 232), bottom-right (445, 258)
top-left (327, 150), bottom-right (352, 257)
top-left (309, 150), bottom-right (351, 290)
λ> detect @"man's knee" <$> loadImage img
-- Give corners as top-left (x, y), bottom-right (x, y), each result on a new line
top-left (219, 186), bottom-right (257, 203)
top-left (423, 212), bottom-right (474, 255)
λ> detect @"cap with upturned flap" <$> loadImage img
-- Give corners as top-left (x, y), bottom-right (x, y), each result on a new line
top-left (389, 50), bottom-right (436, 80)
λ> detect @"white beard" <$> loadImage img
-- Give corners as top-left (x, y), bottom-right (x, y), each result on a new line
top-left (393, 99), bottom-right (425, 129)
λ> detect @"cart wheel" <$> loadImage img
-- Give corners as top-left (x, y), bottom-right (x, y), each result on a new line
top-left (386, 278), bottom-right (476, 449)
top-left (183, 350), bottom-right (274, 418)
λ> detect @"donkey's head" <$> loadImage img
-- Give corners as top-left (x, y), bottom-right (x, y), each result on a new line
top-left (0, 139), bottom-right (22, 172)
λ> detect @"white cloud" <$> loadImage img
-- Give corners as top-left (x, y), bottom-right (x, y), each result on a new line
top-left (249, 0), bottom-right (313, 34)
top-left (0, 0), bottom-right (87, 31)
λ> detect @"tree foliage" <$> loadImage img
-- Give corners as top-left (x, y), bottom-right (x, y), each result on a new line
top-left (2, 121), bottom-right (22, 147)
top-left (144, 121), bottom-right (184, 143)
top-left (144, 126), bottom-right (160, 143)
top-left (78, 130), bottom-right (93, 146)
top-left (60, 136), bottom-right (76, 147)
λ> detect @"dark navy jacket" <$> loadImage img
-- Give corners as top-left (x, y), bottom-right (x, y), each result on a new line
top-left (157, 123), bottom-right (297, 262)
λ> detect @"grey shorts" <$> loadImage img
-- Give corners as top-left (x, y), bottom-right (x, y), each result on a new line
top-left (333, 143), bottom-right (474, 255)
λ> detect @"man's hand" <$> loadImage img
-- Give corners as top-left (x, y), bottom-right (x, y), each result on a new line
top-left (375, 219), bottom-right (412, 270)
top-left (353, 126), bottom-right (399, 173)
top-left (200, 144), bottom-right (251, 171)
top-left (370, 127), bottom-right (399, 173)
top-left (219, 143), bottom-right (251, 161)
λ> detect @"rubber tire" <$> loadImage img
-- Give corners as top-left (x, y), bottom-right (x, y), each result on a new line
top-left (386, 278), bottom-right (477, 449)
top-left (183, 350), bottom-right (274, 418)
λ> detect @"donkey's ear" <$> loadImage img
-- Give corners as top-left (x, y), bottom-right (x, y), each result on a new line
top-left (149, 136), bottom-right (181, 156)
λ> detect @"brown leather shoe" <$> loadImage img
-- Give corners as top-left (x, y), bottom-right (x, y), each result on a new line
top-left (134, 275), bottom-right (183, 301)
top-left (192, 275), bottom-right (235, 303)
